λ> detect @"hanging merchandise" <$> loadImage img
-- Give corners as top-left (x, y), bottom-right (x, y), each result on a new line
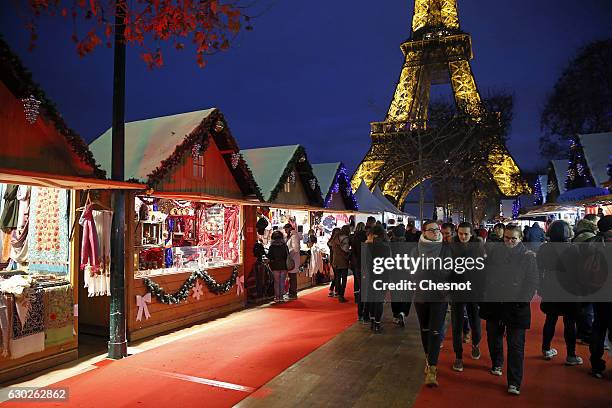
top-left (9, 185), bottom-right (31, 269)
top-left (90, 210), bottom-right (113, 296)
top-left (0, 184), bottom-right (19, 233)
top-left (28, 188), bottom-right (69, 275)
top-left (10, 288), bottom-right (45, 359)
top-left (43, 284), bottom-right (74, 346)
top-left (79, 204), bottom-right (100, 273)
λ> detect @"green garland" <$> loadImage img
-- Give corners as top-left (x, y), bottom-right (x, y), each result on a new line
top-left (143, 265), bottom-right (240, 304)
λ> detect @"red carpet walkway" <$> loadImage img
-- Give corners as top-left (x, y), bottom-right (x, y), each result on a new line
top-left (413, 302), bottom-right (612, 408)
top-left (3, 283), bottom-right (356, 407)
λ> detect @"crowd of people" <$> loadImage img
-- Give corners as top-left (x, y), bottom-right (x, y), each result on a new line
top-left (322, 214), bottom-right (612, 396)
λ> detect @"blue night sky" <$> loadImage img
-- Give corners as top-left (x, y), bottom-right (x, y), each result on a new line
top-left (1, 0), bottom-right (611, 175)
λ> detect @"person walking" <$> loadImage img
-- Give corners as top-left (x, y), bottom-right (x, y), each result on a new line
top-left (284, 223), bottom-right (301, 300)
top-left (331, 225), bottom-right (351, 303)
top-left (327, 227), bottom-right (340, 297)
top-left (413, 220), bottom-right (453, 387)
top-left (364, 224), bottom-right (390, 334)
top-left (480, 224), bottom-right (538, 396)
top-left (350, 222), bottom-right (368, 322)
top-left (390, 224), bottom-right (411, 327)
top-left (573, 215), bottom-right (599, 345)
top-left (537, 220), bottom-right (583, 365)
top-left (589, 215), bottom-right (612, 379)
top-left (450, 222), bottom-right (484, 372)
top-left (267, 230), bottom-right (289, 303)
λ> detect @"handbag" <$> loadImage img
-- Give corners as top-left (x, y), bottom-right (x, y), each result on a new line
top-left (285, 246), bottom-right (296, 270)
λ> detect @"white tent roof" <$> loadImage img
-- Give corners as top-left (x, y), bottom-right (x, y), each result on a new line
top-left (578, 132), bottom-right (612, 187)
top-left (354, 180), bottom-right (386, 214)
top-left (372, 185), bottom-right (403, 215)
top-left (551, 159), bottom-right (568, 195)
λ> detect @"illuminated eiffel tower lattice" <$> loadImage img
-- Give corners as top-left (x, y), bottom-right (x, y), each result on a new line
top-left (352, 0), bottom-right (528, 204)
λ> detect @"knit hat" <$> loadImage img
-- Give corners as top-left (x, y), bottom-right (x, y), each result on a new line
top-left (597, 215), bottom-right (612, 232)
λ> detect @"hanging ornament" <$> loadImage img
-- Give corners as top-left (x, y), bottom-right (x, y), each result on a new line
top-left (192, 143), bottom-right (203, 159)
top-left (231, 153), bottom-right (240, 169)
top-left (192, 281), bottom-right (204, 301)
top-left (214, 120), bottom-right (225, 133)
top-left (289, 170), bottom-right (296, 184)
top-left (22, 94), bottom-right (41, 124)
top-left (309, 178), bottom-right (317, 190)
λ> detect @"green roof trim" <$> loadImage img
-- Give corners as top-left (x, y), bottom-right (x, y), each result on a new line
top-left (242, 145), bottom-right (324, 205)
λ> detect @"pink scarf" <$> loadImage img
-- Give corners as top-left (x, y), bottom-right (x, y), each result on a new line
top-left (79, 204), bottom-right (100, 272)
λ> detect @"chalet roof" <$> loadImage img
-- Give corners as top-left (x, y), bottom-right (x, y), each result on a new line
top-left (312, 163), bottom-right (340, 198)
top-left (578, 132), bottom-right (612, 187)
top-left (89, 108), bottom-right (262, 199)
top-left (241, 145), bottom-right (324, 205)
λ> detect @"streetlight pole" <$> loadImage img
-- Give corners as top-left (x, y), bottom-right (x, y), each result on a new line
top-left (108, 1), bottom-right (128, 360)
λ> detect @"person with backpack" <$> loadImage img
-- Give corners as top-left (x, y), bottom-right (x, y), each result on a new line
top-left (480, 224), bottom-right (538, 396)
top-left (589, 215), bottom-right (612, 379)
top-left (573, 215), bottom-right (600, 345)
top-left (537, 220), bottom-right (583, 365)
top-left (267, 230), bottom-right (289, 303)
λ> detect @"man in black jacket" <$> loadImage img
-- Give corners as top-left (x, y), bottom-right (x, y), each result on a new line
top-left (480, 224), bottom-right (538, 396)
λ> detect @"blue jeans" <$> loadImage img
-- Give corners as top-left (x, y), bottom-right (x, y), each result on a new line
top-left (273, 270), bottom-right (287, 299)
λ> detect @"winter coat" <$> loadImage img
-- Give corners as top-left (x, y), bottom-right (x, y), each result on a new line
top-left (413, 235), bottom-right (453, 303)
top-left (331, 234), bottom-right (350, 269)
top-left (537, 242), bottom-right (581, 318)
top-left (573, 219), bottom-right (598, 242)
top-left (449, 236), bottom-right (485, 302)
top-left (286, 232), bottom-right (301, 273)
top-left (479, 242), bottom-right (538, 329)
top-left (350, 230), bottom-right (367, 272)
top-left (525, 223), bottom-right (545, 250)
top-left (267, 238), bottom-right (289, 271)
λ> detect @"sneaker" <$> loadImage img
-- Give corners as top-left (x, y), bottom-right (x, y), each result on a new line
top-left (424, 366), bottom-right (438, 387)
top-left (373, 322), bottom-right (382, 334)
top-left (507, 385), bottom-right (520, 395)
top-left (471, 344), bottom-right (481, 360)
top-left (543, 348), bottom-right (558, 360)
top-left (565, 356), bottom-right (583, 366)
top-left (398, 312), bottom-right (406, 328)
top-left (490, 366), bottom-right (503, 376)
top-left (333, 292), bottom-right (339, 297)
top-left (591, 370), bottom-right (604, 379)
top-left (361, 317), bottom-right (370, 325)
top-left (452, 358), bottom-right (464, 372)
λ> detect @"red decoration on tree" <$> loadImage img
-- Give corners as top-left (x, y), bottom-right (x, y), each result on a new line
top-left (22, 0), bottom-right (250, 69)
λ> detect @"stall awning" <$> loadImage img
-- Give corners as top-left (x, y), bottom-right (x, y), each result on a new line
top-left (0, 168), bottom-right (146, 190)
top-left (576, 194), bottom-right (612, 207)
top-left (518, 203), bottom-right (579, 217)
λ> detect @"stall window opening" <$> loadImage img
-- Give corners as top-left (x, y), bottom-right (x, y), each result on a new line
top-left (193, 155), bottom-right (205, 179)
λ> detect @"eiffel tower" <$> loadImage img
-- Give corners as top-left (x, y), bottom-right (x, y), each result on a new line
top-left (352, 0), bottom-right (528, 205)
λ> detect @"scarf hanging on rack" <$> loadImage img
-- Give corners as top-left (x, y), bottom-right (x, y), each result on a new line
top-left (79, 204), bottom-right (100, 273)
top-left (28, 188), bottom-right (69, 275)
top-left (83, 210), bottom-right (112, 296)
